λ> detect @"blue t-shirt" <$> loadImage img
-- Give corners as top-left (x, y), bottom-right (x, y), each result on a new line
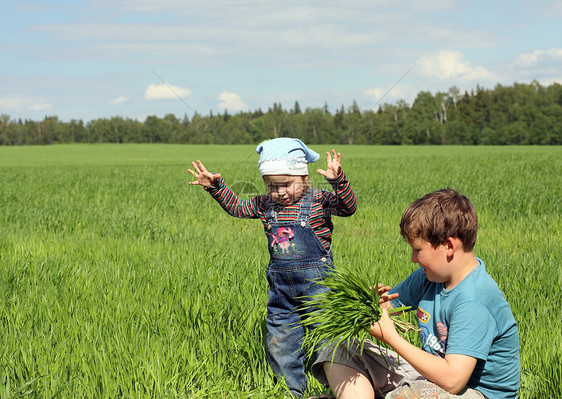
top-left (390, 258), bottom-right (520, 399)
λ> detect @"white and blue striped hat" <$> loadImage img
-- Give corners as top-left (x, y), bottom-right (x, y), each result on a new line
top-left (256, 138), bottom-right (320, 176)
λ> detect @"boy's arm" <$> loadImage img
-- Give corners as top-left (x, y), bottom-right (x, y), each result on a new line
top-left (370, 308), bottom-right (477, 394)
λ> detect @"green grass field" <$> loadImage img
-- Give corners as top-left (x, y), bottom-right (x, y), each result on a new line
top-left (0, 144), bottom-right (560, 398)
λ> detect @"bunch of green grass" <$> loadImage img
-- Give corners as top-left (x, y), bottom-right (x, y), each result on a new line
top-left (299, 269), bottom-right (415, 359)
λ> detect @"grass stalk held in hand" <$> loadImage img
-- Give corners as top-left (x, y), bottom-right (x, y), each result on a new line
top-left (299, 269), bottom-right (416, 360)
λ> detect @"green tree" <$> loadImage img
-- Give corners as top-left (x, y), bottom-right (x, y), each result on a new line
top-left (0, 114), bottom-right (20, 145)
top-left (292, 101), bottom-right (302, 115)
top-left (68, 119), bottom-right (87, 143)
top-left (406, 91), bottom-right (444, 144)
top-left (300, 108), bottom-right (331, 144)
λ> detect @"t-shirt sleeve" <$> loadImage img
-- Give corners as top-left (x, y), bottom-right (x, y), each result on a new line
top-left (445, 302), bottom-right (496, 361)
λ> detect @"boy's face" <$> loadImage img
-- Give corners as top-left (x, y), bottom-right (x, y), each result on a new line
top-left (264, 175), bottom-right (307, 206)
top-left (409, 238), bottom-right (451, 285)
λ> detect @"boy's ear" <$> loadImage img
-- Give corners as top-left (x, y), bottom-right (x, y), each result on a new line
top-left (445, 237), bottom-right (456, 255)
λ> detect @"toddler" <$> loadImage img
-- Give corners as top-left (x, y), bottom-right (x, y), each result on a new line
top-left (188, 138), bottom-right (357, 397)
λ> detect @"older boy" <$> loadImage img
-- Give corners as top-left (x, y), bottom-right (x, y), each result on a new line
top-left (311, 188), bottom-right (520, 399)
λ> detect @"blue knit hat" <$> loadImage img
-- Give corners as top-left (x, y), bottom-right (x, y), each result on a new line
top-left (256, 138), bottom-right (320, 176)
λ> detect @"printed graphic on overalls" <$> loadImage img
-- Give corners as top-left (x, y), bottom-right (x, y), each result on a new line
top-left (269, 227), bottom-right (295, 254)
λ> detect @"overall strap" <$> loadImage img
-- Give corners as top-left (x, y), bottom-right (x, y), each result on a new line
top-left (265, 196), bottom-right (278, 223)
top-left (298, 188), bottom-right (314, 223)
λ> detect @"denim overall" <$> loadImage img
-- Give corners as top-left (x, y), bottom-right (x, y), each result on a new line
top-left (264, 189), bottom-right (334, 397)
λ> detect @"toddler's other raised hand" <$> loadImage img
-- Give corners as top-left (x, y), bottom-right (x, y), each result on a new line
top-left (188, 160), bottom-right (221, 187)
top-left (316, 149), bottom-right (342, 179)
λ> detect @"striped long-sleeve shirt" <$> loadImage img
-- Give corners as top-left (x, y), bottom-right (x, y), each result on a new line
top-left (204, 171), bottom-right (357, 250)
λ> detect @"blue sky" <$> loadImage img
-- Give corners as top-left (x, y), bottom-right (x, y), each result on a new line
top-left (2, 0), bottom-right (561, 122)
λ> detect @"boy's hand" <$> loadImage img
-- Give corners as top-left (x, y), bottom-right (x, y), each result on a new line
top-left (369, 308), bottom-right (400, 344)
top-left (316, 149), bottom-right (342, 179)
top-left (377, 283), bottom-right (399, 310)
top-left (188, 160), bottom-right (221, 187)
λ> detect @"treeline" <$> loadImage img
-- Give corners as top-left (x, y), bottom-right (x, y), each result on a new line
top-left (1, 81), bottom-right (561, 145)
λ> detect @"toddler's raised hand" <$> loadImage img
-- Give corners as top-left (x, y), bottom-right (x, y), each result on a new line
top-left (188, 160), bottom-right (221, 187)
top-left (316, 149), bottom-right (342, 179)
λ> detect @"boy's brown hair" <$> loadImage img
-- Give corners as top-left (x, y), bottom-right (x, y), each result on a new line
top-left (400, 188), bottom-right (478, 251)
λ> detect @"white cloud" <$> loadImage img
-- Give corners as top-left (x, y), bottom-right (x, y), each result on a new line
top-left (29, 2), bottom-right (438, 68)
top-left (514, 48), bottom-right (562, 67)
top-left (363, 86), bottom-right (410, 107)
top-left (145, 84), bottom-right (192, 100)
top-left (109, 96), bottom-right (130, 105)
top-left (218, 92), bottom-right (248, 112)
top-left (0, 98), bottom-right (23, 110)
top-left (0, 98), bottom-right (52, 112)
top-left (418, 51), bottom-right (496, 82)
top-left (28, 103), bottom-right (53, 111)
top-left (364, 88), bottom-right (385, 101)
top-left (516, 50), bottom-right (542, 67)
top-left (509, 48), bottom-right (562, 88)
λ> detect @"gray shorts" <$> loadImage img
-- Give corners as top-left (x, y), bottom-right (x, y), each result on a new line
top-left (311, 339), bottom-right (486, 399)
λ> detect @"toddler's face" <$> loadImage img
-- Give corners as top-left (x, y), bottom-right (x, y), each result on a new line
top-left (264, 175), bottom-right (307, 206)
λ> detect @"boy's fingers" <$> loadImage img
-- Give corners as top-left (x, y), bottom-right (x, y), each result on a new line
top-left (377, 284), bottom-right (390, 293)
top-left (369, 320), bottom-right (384, 339)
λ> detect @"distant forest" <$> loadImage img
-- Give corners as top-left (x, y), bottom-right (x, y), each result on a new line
top-left (1, 81), bottom-right (561, 145)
